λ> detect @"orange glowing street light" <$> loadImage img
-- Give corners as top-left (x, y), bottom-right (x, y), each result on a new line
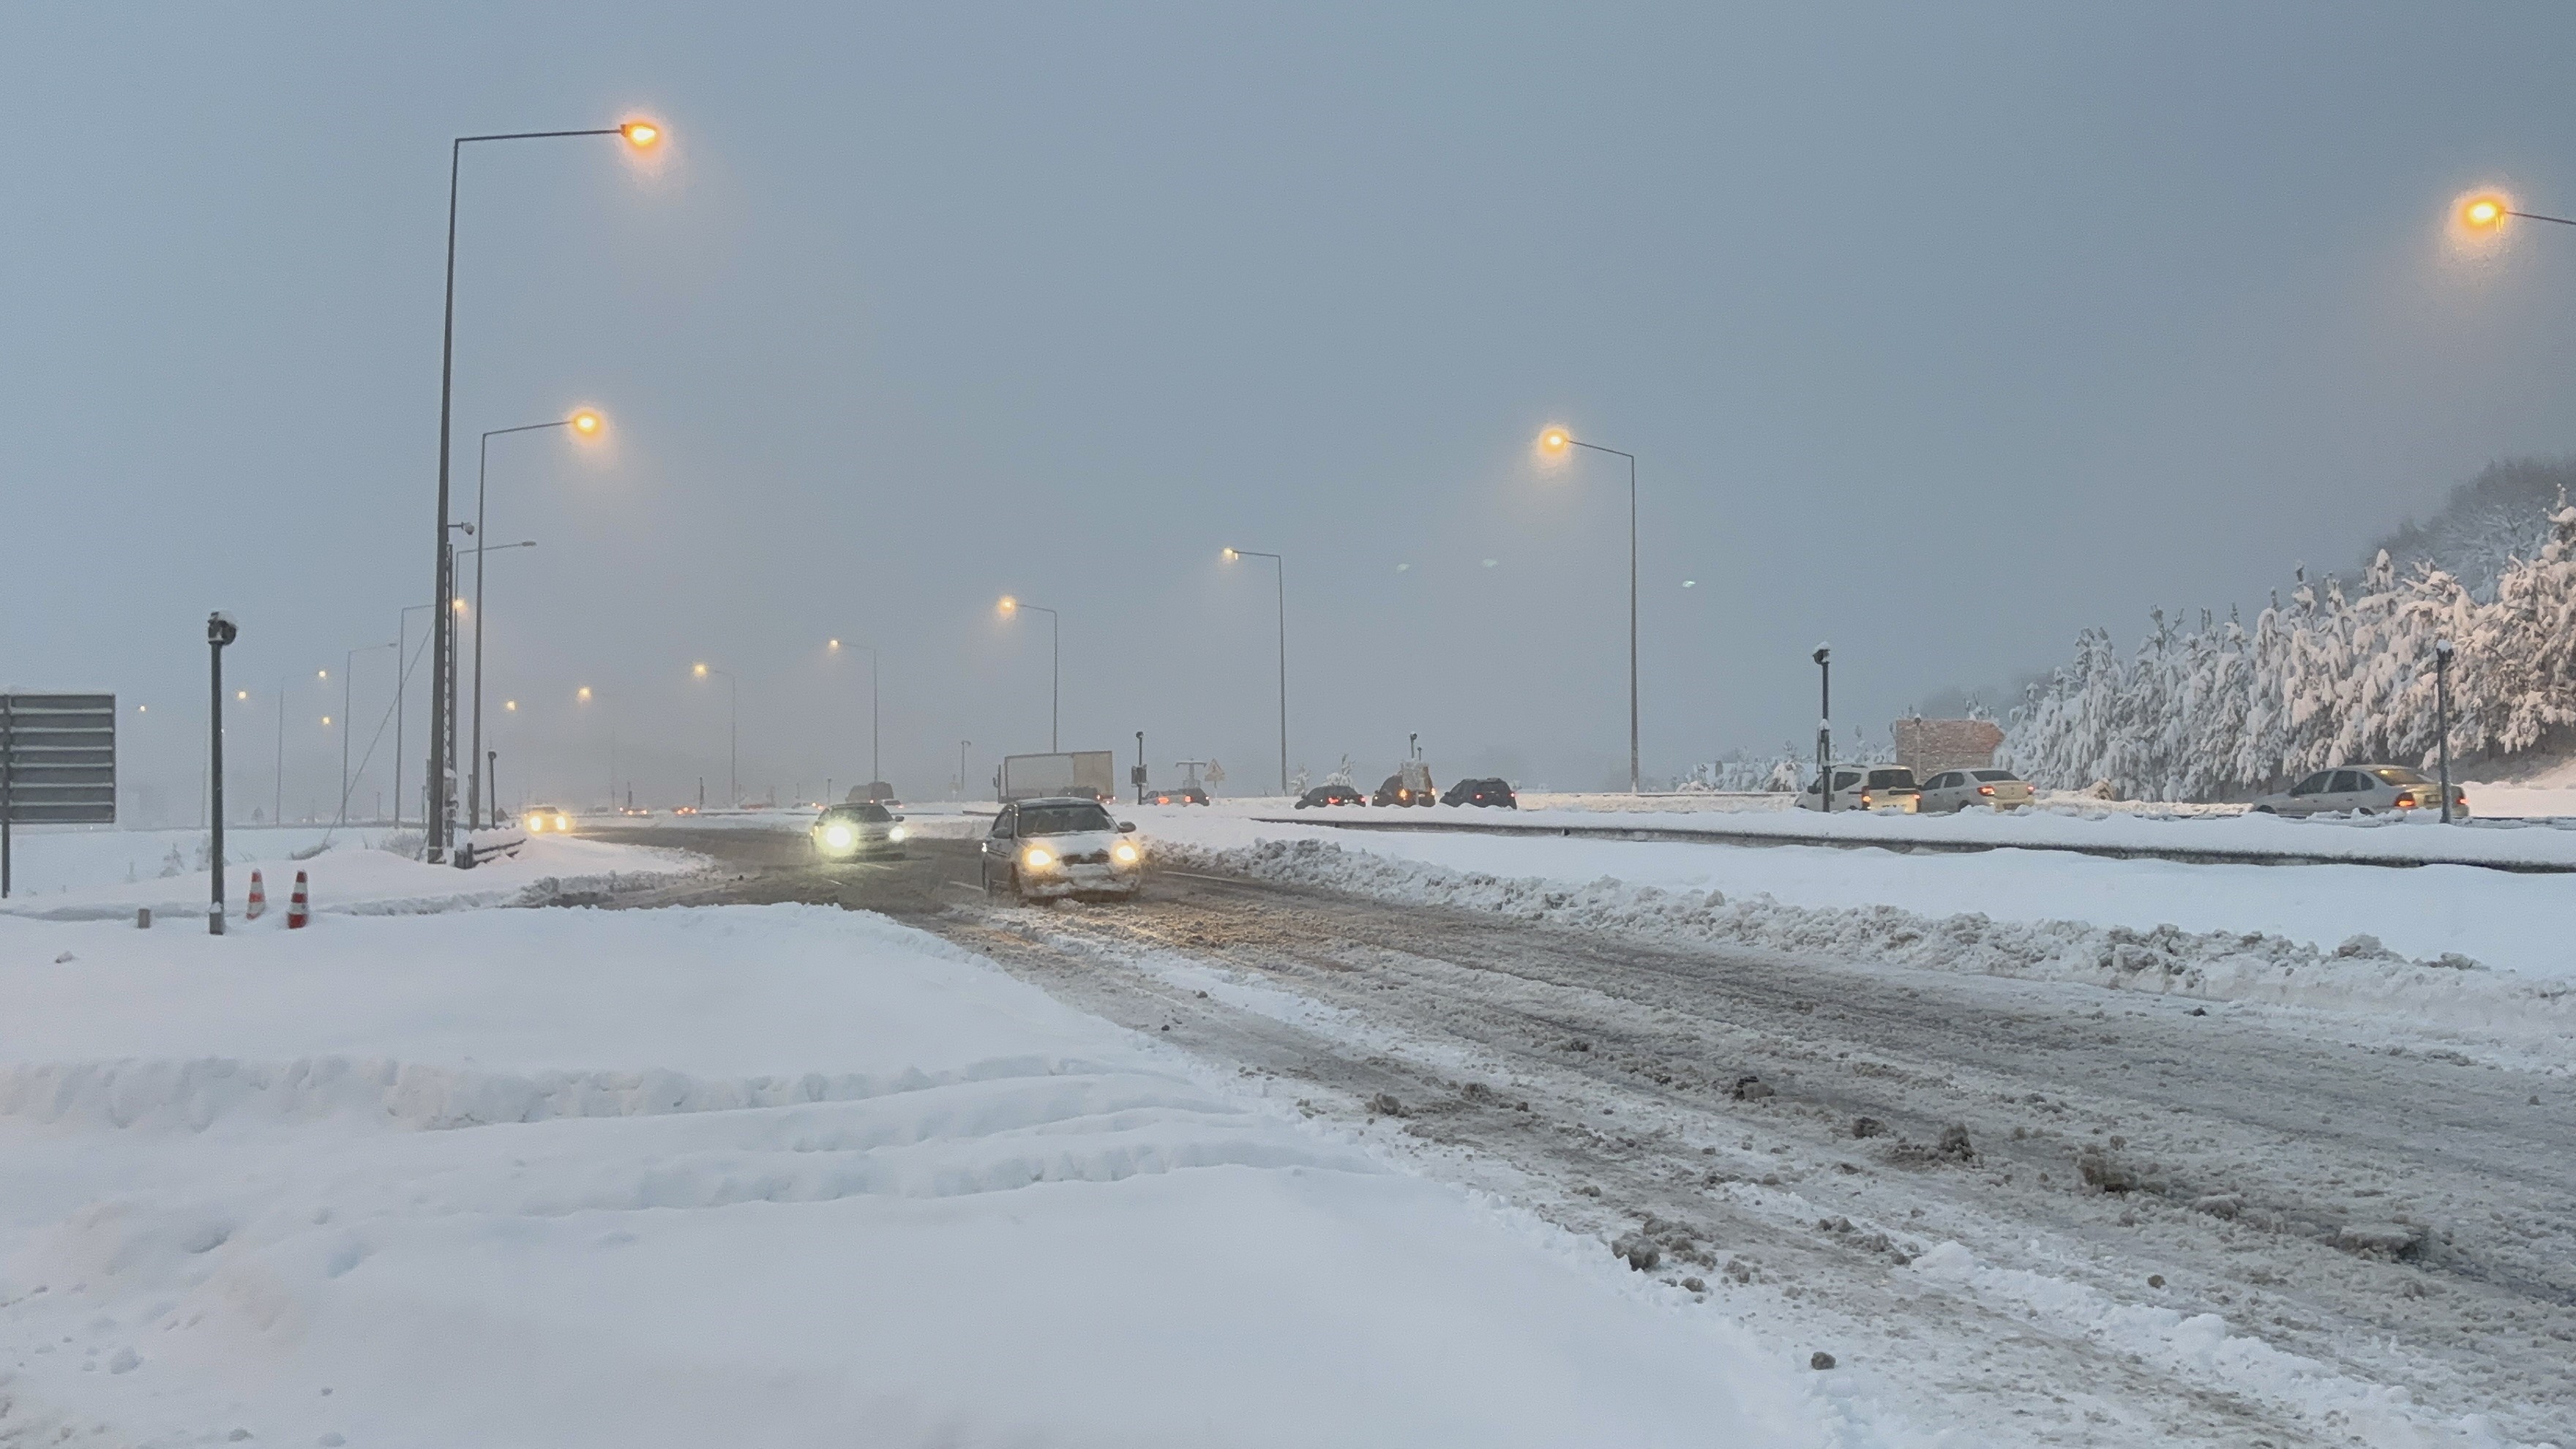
top-left (466, 409), bottom-right (606, 829)
top-left (1533, 424), bottom-right (1641, 792)
top-left (621, 120), bottom-right (662, 150)
top-left (997, 596), bottom-right (1060, 749)
top-left (2455, 188), bottom-right (2576, 237)
top-left (571, 408), bottom-right (604, 437)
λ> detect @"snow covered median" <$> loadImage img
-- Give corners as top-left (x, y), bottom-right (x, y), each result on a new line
top-left (0, 905), bottom-right (1865, 1447)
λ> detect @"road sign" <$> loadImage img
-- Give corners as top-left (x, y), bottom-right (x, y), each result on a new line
top-left (2, 692), bottom-right (116, 899)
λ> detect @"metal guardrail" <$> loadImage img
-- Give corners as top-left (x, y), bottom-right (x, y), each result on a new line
top-left (1251, 815), bottom-right (2576, 875)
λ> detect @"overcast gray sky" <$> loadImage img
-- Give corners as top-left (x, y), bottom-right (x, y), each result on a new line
top-left (9, 2), bottom-right (2576, 815)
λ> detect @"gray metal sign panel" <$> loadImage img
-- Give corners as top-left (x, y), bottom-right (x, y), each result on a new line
top-left (1, 693), bottom-right (117, 825)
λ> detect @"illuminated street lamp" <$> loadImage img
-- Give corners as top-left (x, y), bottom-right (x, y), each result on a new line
top-left (694, 663), bottom-right (738, 806)
top-left (1536, 426), bottom-right (1641, 792)
top-left (1222, 547), bottom-right (1289, 794)
top-left (997, 596), bottom-right (1060, 751)
top-left (426, 119), bottom-right (661, 864)
top-left (470, 410), bottom-right (598, 828)
top-left (2457, 190), bottom-right (2576, 236)
top-left (826, 639), bottom-right (883, 790)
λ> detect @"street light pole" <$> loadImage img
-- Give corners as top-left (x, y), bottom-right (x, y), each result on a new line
top-left (1813, 644), bottom-right (1832, 815)
top-left (427, 121), bottom-right (658, 865)
top-left (472, 416), bottom-right (592, 829)
top-left (1537, 431), bottom-right (1641, 792)
top-left (997, 599), bottom-right (1060, 751)
top-left (694, 664), bottom-right (738, 806)
top-left (1222, 548), bottom-right (1289, 794)
top-left (828, 640), bottom-right (880, 786)
top-left (340, 641), bottom-right (396, 824)
top-left (206, 613), bottom-right (237, 934)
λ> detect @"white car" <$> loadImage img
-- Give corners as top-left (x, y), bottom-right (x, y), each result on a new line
top-left (2249, 765), bottom-right (2468, 819)
top-left (1795, 765), bottom-right (1920, 813)
top-left (1916, 769), bottom-right (2036, 813)
top-left (979, 797), bottom-right (1147, 902)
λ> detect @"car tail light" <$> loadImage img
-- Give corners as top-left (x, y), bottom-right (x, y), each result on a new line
top-left (1859, 793), bottom-right (1872, 807)
top-left (1977, 785), bottom-right (1994, 796)
top-left (2394, 792), bottom-right (2417, 808)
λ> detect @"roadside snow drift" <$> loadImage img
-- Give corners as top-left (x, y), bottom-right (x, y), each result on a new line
top-left (0, 905), bottom-right (1850, 1448)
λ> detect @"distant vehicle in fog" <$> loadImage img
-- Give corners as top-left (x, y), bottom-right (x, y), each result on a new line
top-left (1915, 769), bottom-right (2034, 813)
top-left (1439, 777), bottom-right (1516, 809)
top-left (1295, 783), bottom-right (1368, 808)
top-left (1373, 761), bottom-right (1437, 807)
top-left (2249, 765), bottom-right (2467, 819)
top-left (812, 801), bottom-right (907, 859)
top-left (1149, 783), bottom-right (1210, 806)
top-left (523, 804), bottom-right (572, 833)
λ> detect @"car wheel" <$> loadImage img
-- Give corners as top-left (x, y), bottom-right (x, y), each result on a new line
top-left (2253, 806), bottom-right (2275, 815)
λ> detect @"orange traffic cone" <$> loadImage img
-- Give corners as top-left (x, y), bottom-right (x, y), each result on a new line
top-left (286, 871), bottom-right (310, 929)
top-left (245, 869), bottom-right (266, 921)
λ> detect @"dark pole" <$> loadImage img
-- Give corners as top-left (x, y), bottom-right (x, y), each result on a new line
top-left (273, 681), bottom-right (284, 825)
top-left (1050, 611), bottom-right (1060, 752)
top-left (207, 613), bottom-right (237, 933)
top-left (1813, 644), bottom-right (1832, 815)
top-left (1136, 730), bottom-right (1147, 806)
top-left (428, 124), bottom-right (637, 865)
top-left (472, 422), bottom-right (571, 829)
top-left (487, 749), bottom-right (499, 825)
top-left (960, 740), bottom-right (970, 801)
top-left (2436, 639), bottom-right (2456, 823)
top-left (872, 648), bottom-right (880, 786)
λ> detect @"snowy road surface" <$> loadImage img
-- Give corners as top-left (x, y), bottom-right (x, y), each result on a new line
top-left (577, 825), bottom-right (2574, 1448)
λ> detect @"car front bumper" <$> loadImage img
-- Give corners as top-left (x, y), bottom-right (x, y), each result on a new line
top-left (1018, 863), bottom-right (1142, 897)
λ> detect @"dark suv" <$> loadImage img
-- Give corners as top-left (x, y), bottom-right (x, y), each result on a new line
top-left (1440, 777), bottom-right (1517, 808)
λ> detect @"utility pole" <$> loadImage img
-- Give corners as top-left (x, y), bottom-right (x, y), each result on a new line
top-left (1134, 731), bottom-right (1147, 806)
top-left (1813, 645), bottom-right (1832, 815)
top-left (959, 741), bottom-right (971, 801)
top-left (2435, 639), bottom-right (2456, 824)
top-left (207, 613), bottom-right (238, 933)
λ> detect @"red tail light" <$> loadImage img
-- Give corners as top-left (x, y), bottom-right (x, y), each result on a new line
top-left (1977, 785), bottom-right (1994, 795)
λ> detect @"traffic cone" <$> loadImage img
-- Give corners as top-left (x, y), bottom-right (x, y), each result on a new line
top-left (286, 871), bottom-right (310, 929)
top-left (245, 869), bottom-right (266, 921)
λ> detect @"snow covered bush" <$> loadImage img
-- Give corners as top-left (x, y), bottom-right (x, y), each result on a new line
top-left (2006, 501), bottom-right (2576, 799)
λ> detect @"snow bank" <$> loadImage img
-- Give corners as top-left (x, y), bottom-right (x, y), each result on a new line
top-left (1152, 836), bottom-right (2576, 1052)
top-left (0, 830), bottom-right (704, 922)
top-left (0, 905), bottom-right (1864, 1448)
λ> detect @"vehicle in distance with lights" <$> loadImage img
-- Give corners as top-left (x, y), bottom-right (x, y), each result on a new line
top-left (1915, 769), bottom-right (2034, 813)
top-left (1796, 765), bottom-right (1920, 812)
top-left (1148, 783), bottom-right (1210, 806)
top-left (1373, 761), bottom-right (1437, 807)
top-left (812, 801), bottom-right (907, 859)
top-left (1439, 777), bottom-right (1516, 808)
top-left (980, 798), bottom-right (1144, 901)
top-left (523, 804), bottom-right (572, 834)
top-left (1295, 783), bottom-right (1368, 808)
top-left (2249, 765), bottom-right (2468, 819)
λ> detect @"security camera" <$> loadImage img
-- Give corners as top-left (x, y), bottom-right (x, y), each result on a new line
top-left (207, 612), bottom-right (239, 648)
top-left (1813, 645), bottom-right (1830, 665)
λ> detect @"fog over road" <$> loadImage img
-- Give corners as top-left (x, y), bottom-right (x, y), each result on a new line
top-left (573, 825), bottom-right (2575, 1447)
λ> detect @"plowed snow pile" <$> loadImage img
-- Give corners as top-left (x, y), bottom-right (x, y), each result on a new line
top-left (1161, 836), bottom-right (2576, 1052)
top-left (0, 905), bottom-right (1866, 1448)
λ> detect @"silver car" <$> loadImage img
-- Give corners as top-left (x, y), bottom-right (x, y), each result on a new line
top-left (2249, 765), bottom-right (2468, 819)
top-left (1794, 765), bottom-right (1920, 813)
top-left (1917, 768), bottom-right (2036, 813)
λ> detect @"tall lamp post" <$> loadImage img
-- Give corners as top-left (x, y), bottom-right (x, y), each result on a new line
top-left (339, 641), bottom-right (397, 824)
top-left (1536, 427), bottom-right (1641, 793)
top-left (694, 663), bottom-right (738, 806)
top-left (470, 412), bottom-right (598, 828)
top-left (997, 597), bottom-right (1060, 751)
top-left (206, 613), bottom-right (238, 934)
top-left (1222, 547), bottom-right (1289, 794)
top-left (827, 639), bottom-right (880, 787)
top-left (425, 118), bottom-right (660, 864)
top-left (2435, 639), bottom-right (2457, 824)
top-left (2457, 191), bottom-right (2576, 237)
top-left (1813, 645), bottom-right (1832, 814)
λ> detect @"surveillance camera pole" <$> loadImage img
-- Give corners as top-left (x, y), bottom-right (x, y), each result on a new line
top-left (207, 613), bottom-right (239, 934)
top-left (1813, 645), bottom-right (1832, 815)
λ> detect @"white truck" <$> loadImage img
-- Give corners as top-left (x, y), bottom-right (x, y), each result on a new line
top-left (997, 750), bottom-right (1116, 803)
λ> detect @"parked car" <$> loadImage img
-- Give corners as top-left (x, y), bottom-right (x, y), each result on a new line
top-left (1916, 768), bottom-right (2035, 813)
top-left (1149, 784), bottom-right (1210, 806)
top-left (979, 797), bottom-right (1145, 902)
top-left (1794, 765), bottom-right (1920, 813)
top-left (1372, 761), bottom-right (1437, 807)
top-left (812, 801), bottom-right (907, 860)
top-left (1295, 783), bottom-right (1369, 808)
top-left (2249, 765), bottom-right (2468, 819)
top-left (523, 804), bottom-right (573, 834)
top-left (1439, 777), bottom-right (1518, 808)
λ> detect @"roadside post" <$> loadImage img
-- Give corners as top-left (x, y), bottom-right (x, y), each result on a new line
top-left (208, 613), bottom-right (239, 933)
top-left (2435, 639), bottom-right (2456, 823)
top-left (1134, 732), bottom-right (1147, 806)
top-left (1813, 645), bottom-right (1832, 814)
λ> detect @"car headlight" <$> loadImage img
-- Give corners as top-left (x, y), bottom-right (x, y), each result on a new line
top-left (1112, 842), bottom-right (1141, 866)
top-left (1022, 846), bottom-right (1056, 869)
top-left (823, 824), bottom-right (855, 849)
top-left (888, 825), bottom-right (907, 842)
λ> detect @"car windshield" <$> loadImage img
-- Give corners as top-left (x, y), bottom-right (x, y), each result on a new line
top-left (1019, 803), bottom-right (1116, 836)
top-left (1972, 771), bottom-right (2021, 783)
top-left (1866, 769), bottom-right (1916, 789)
top-left (2370, 767), bottom-right (2431, 785)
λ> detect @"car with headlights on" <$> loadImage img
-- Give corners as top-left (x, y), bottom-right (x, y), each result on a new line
top-left (522, 804), bottom-right (573, 834)
top-left (812, 801), bottom-right (908, 860)
top-left (1373, 761), bottom-right (1437, 807)
top-left (980, 798), bottom-right (1145, 902)
top-left (1916, 768), bottom-right (2035, 813)
top-left (1149, 783), bottom-right (1210, 806)
top-left (2249, 765), bottom-right (2468, 819)
top-left (1295, 783), bottom-right (1369, 808)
